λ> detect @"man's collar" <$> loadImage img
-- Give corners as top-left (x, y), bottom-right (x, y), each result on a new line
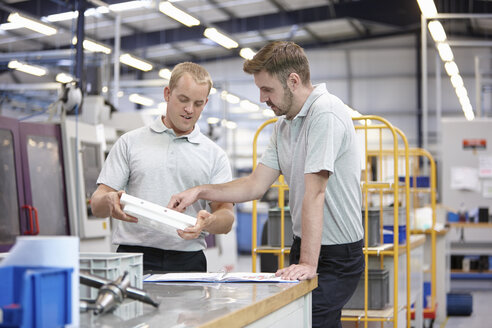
top-left (150, 116), bottom-right (202, 144)
top-left (293, 83), bottom-right (327, 119)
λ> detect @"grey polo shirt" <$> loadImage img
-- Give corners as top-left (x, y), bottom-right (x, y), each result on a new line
top-left (260, 83), bottom-right (363, 245)
top-left (97, 116), bottom-right (232, 251)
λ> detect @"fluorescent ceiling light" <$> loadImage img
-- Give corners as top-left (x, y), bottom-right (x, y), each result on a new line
top-left (129, 93), bottom-right (154, 106)
top-left (85, 6), bottom-right (110, 16)
top-left (204, 28), bottom-right (238, 49)
top-left (109, 1), bottom-right (149, 12)
top-left (45, 11), bottom-right (78, 22)
top-left (444, 61), bottom-right (459, 76)
top-left (209, 87), bottom-right (217, 95)
top-left (416, 0), bottom-right (437, 18)
top-left (207, 117), bottom-right (220, 124)
top-left (239, 100), bottom-right (259, 112)
top-left (72, 37), bottom-right (112, 54)
top-left (459, 95), bottom-right (471, 107)
top-left (8, 60), bottom-right (47, 76)
top-left (450, 74), bottom-right (463, 88)
top-left (455, 86), bottom-right (467, 99)
top-left (83, 39), bottom-right (111, 54)
top-left (159, 68), bottom-right (172, 79)
top-left (225, 93), bottom-right (240, 104)
top-left (239, 48), bottom-right (256, 60)
top-left (1, 22), bottom-right (22, 30)
top-left (428, 21), bottom-right (446, 42)
top-left (8, 12), bottom-right (57, 36)
top-left (462, 103), bottom-right (474, 121)
top-left (159, 1), bottom-right (200, 27)
top-left (56, 72), bottom-right (74, 83)
top-left (225, 121), bottom-right (237, 129)
top-left (437, 43), bottom-right (453, 62)
top-left (120, 54), bottom-right (153, 71)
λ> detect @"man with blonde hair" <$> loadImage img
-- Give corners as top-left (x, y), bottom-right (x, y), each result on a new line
top-left (169, 42), bottom-right (364, 327)
top-left (91, 62), bottom-right (234, 272)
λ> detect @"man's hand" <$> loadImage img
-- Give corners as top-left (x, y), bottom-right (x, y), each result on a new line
top-left (107, 190), bottom-right (137, 223)
top-left (275, 263), bottom-right (317, 281)
top-left (167, 187), bottom-right (200, 213)
top-left (177, 210), bottom-right (213, 240)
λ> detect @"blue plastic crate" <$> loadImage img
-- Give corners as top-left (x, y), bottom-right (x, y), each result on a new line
top-left (236, 211), bottom-right (268, 253)
top-left (399, 176), bottom-right (430, 188)
top-left (0, 266), bottom-right (72, 328)
top-left (383, 225), bottom-right (406, 244)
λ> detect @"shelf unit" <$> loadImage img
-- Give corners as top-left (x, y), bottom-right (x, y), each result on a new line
top-left (249, 115), bottom-right (427, 327)
top-left (368, 147), bottom-right (440, 323)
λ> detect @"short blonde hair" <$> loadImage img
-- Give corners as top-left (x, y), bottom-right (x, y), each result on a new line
top-left (169, 62), bottom-right (213, 94)
top-left (243, 41), bottom-right (310, 87)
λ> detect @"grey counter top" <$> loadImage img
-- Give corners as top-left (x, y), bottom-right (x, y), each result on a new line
top-left (80, 278), bottom-right (317, 328)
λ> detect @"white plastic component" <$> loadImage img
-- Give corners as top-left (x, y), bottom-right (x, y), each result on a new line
top-left (120, 193), bottom-right (197, 231)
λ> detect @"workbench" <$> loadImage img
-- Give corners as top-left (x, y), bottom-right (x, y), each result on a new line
top-left (80, 277), bottom-right (317, 328)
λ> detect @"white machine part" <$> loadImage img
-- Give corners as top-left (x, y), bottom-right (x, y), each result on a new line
top-left (120, 193), bottom-right (197, 231)
top-left (80, 95), bottom-right (111, 125)
top-left (61, 119), bottom-right (111, 252)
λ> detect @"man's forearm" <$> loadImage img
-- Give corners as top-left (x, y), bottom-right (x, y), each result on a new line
top-left (205, 206), bottom-right (235, 234)
top-left (91, 189), bottom-right (111, 218)
top-left (299, 196), bottom-right (324, 268)
top-left (197, 176), bottom-right (260, 203)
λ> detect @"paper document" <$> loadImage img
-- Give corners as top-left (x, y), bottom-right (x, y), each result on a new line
top-left (144, 272), bottom-right (299, 283)
top-left (120, 193), bottom-right (197, 230)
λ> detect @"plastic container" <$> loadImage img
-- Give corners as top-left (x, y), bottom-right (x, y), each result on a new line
top-left (447, 293), bottom-right (473, 316)
top-left (383, 225), bottom-right (406, 244)
top-left (79, 252), bottom-right (143, 299)
top-left (267, 207), bottom-right (293, 247)
top-left (236, 208), bottom-right (268, 253)
top-left (399, 176), bottom-right (430, 188)
top-left (362, 209), bottom-right (381, 247)
top-left (0, 266), bottom-right (72, 328)
top-left (343, 269), bottom-right (389, 310)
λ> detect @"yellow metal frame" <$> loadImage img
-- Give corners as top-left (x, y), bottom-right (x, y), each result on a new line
top-left (251, 118), bottom-right (291, 272)
top-left (341, 116), bottom-right (411, 328)
top-left (251, 115), bottom-right (416, 328)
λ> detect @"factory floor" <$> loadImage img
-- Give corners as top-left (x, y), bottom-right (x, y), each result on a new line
top-left (236, 255), bottom-right (492, 328)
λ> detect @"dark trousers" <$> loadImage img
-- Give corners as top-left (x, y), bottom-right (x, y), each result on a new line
top-left (290, 237), bottom-right (364, 328)
top-left (117, 244), bottom-right (207, 273)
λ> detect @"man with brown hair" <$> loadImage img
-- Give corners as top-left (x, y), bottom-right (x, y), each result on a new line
top-left (91, 62), bottom-right (234, 273)
top-left (169, 42), bottom-right (364, 327)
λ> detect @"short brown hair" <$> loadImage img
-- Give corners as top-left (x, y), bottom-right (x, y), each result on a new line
top-left (169, 62), bottom-right (213, 94)
top-left (243, 41), bottom-right (310, 87)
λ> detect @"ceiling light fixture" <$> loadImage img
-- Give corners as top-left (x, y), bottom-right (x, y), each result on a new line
top-left (120, 54), bottom-right (153, 71)
top-left (108, 1), bottom-right (148, 12)
top-left (56, 72), bottom-right (74, 83)
top-left (45, 11), bottom-right (78, 22)
top-left (8, 60), bottom-right (48, 76)
top-left (239, 48), bottom-right (256, 60)
top-left (437, 43), bottom-right (453, 62)
top-left (159, 1), bottom-right (200, 27)
top-left (129, 93), bottom-right (154, 106)
top-left (416, 0), bottom-right (437, 18)
top-left (428, 20), bottom-right (446, 42)
top-left (204, 28), bottom-right (238, 49)
top-left (72, 37), bottom-right (112, 54)
top-left (159, 68), bottom-right (172, 80)
top-left (8, 12), bottom-right (57, 36)
top-left (444, 61), bottom-right (459, 76)
top-left (450, 74), bottom-right (464, 89)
